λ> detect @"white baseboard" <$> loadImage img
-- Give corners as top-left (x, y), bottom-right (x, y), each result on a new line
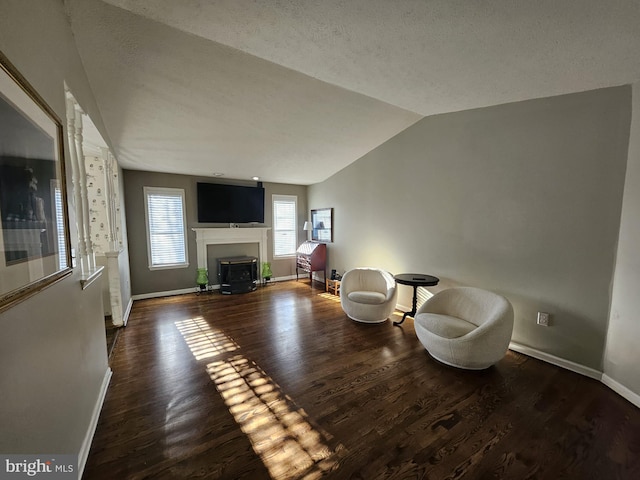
top-left (131, 277), bottom-right (301, 301)
top-left (507, 343), bottom-right (640, 407)
top-left (261, 275), bottom-right (297, 284)
top-left (601, 374), bottom-right (640, 408)
top-left (122, 297), bottom-right (133, 326)
top-left (131, 287), bottom-right (197, 301)
top-left (78, 367), bottom-right (112, 479)
top-left (396, 303), bottom-right (411, 313)
top-left (509, 342), bottom-right (602, 380)
top-left (275, 274), bottom-right (298, 282)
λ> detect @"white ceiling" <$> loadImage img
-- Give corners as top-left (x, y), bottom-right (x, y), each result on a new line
top-left (66, 0), bottom-right (640, 185)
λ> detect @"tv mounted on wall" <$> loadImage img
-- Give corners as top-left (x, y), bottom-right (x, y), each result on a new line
top-left (197, 182), bottom-right (265, 224)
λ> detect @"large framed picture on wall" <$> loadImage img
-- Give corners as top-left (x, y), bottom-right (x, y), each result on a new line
top-left (311, 208), bottom-right (333, 243)
top-left (0, 50), bottom-right (72, 313)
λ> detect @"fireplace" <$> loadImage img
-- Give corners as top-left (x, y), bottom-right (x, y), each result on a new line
top-left (192, 228), bottom-right (270, 286)
top-left (218, 256), bottom-right (258, 294)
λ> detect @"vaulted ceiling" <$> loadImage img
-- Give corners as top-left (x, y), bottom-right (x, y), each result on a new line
top-left (66, 0), bottom-right (640, 185)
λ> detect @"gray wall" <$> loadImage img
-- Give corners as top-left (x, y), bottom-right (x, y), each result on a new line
top-left (123, 170), bottom-right (307, 295)
top-left (309, 87), bottom-right (631, 371)
top-left (0, 0), bottom-right (111, 461)
top-left (604, 84), bottom-right (640, 395)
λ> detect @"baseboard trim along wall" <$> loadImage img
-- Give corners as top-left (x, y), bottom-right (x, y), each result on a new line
top-left (131, 276), bottom-right (301, 301)
top-left (78, 367), bottom-right (112, 479)
top-left (602, 374), bottom-right (640, 408)
top-left (131, 287), bottom-right (197, 301)
top-left (507, 342), bottom-right (639, 408)
top-left (509, 342), bottom-right (602, 380)
top-left (122, 298), bottom-right (133, 326)
top-left (275, 274), bottom-right (298, 282)
top-left (396, 303), bottom-right (410, 314)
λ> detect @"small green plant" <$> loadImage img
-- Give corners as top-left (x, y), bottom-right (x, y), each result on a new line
top-left (196, 268), bottom-right (208, 291)
top-left (261, 262), bottom-right (273, 280)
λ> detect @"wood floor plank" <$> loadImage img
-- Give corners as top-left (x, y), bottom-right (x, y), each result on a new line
top-left (83, 281), bottom-right (640, 479)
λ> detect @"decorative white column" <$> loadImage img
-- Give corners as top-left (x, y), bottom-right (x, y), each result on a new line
top-left (66, 95), bottom-right (90, 273)
top-left (101, 148), bottom-right (118, 251)
top-left (73, 104), bottom-right (96, 270)
top-left (109, 151), bottom-right (122, 249)
top-left (100, 147), bottom-right (124, 326)
top-left (105, 251), bottom-right (124, 326)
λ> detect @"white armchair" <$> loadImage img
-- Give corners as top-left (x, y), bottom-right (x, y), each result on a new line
top-left (340, 268), bottom-right (398, 323)
top-left (413, 287), bottom-right (514, 369)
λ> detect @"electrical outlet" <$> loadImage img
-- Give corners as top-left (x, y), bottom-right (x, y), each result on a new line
top-left (537, 312), bottom-right (550, 326)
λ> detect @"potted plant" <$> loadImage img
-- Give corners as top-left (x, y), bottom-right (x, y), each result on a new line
top-left (196, 268), bottom-right (208, 293)
top-left (261, 262), bottom-right (273, 286)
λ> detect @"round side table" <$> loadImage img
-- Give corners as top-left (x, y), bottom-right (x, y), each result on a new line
top-left (393, 273), bottom-right (439, 326)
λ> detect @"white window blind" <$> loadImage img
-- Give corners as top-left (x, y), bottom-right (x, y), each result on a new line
top-left (273, 195), bottom-right (297, 257)
top-left (54, 186), bottom-right (67, 270)
top-left (144, 187), bottom-right (188, 269)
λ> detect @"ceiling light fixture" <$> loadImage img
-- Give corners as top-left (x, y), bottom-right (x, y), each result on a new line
top-left (252, 176), bottom-right (260, 181)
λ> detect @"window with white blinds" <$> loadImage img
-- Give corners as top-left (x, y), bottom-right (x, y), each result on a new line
top-left (272, 194), bottom-right (297, 258)
top-left (53, 185), bottom-right (67, 270)
top-left (144, 187), bottom-right (189, 270)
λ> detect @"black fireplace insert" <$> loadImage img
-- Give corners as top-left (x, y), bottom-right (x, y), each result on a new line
top-left (217, 256), bottom-right (258, 294)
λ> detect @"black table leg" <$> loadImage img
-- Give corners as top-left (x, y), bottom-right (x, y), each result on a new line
top-left (394, 285), bottom-right (419, 326)
top-left (394, 311), bottom-right (411, 326)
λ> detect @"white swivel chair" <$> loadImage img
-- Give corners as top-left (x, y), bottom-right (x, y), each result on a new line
top-left (340, 268), bottom-right (398, 323)
top-left (413, 287), bottom-right (514, 369)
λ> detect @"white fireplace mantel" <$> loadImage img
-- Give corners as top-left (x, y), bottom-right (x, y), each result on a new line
top-left (192, 227), bottom-right (270, 270)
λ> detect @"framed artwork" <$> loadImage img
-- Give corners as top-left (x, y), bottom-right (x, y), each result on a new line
top-left (310, 208), bottom-right (333, 243)
top-left (0, 50), bottom-right (72, 313)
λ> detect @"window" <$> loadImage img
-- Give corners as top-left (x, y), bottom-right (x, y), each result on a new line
top-left (144, 187), bottom-right (188, 270)
top-left (273, 194), bottom-right (297, 257)
top-left (53, 182), bottom-right (67, 270)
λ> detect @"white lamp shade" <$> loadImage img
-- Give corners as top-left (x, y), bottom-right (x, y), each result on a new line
top-left (303, 221), bottom-right (312, 231)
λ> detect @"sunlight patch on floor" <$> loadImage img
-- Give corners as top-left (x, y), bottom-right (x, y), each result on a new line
top-left (316, 292), bottom-right (341, 303)
top-left (208, 356), bottom-right (337, 479)
top-left (175, 316), bottom-right (339, 479)
top-left (175, 317), bottom-right (239, 360)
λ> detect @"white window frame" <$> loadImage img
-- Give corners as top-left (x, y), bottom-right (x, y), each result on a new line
top-left (272, 194), bottom-right (298, 258)
top-left (144, 186), bottom-right (189, 270)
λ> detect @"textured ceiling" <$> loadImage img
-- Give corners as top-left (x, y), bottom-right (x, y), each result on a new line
top-left (67, 0), bottom-right (640, 184)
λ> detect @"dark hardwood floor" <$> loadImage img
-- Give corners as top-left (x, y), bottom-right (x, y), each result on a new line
top-left (83, 281), bottom-right (640, 479)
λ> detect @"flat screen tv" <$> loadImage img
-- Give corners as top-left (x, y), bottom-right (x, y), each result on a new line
top-left (197, 182), bottom-right (265, 223)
